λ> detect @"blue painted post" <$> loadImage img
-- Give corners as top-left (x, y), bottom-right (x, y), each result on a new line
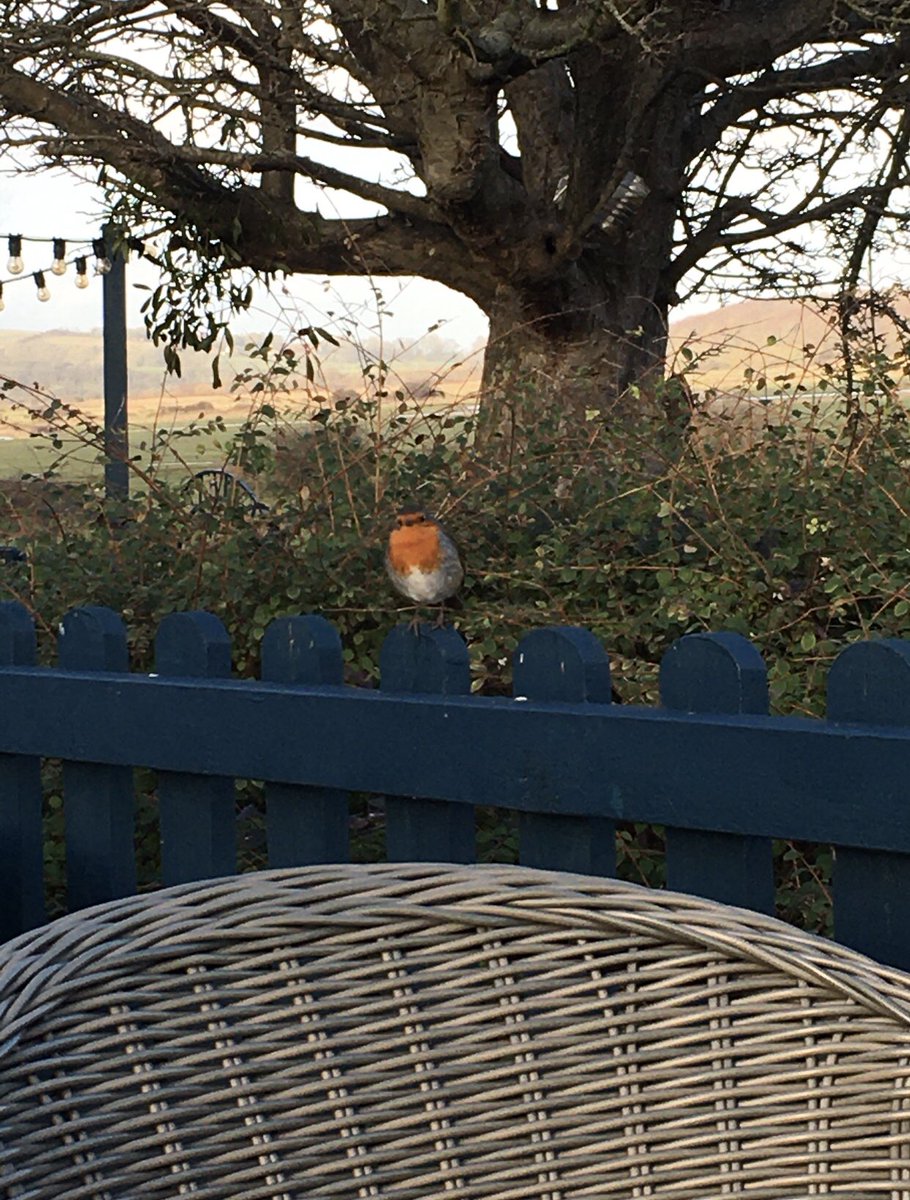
top-left (660, 631), bottom-right (774, 913)
top-left (380, 623), bottom-right (475, 862)
top-left (59, 606), bottom-right (136, 910)
top-left (155, 612), bottom-right (236, 885)
top-left (0, 602), bottom-right (44, 939)
top-left (827, 640), bottom-right (910, 969)
top-left (515, 627), bottom-right (616, 875)
top-left (261, 615), bottom-right (349, 865)
top-left (102, 224), bottom-right (129, 502)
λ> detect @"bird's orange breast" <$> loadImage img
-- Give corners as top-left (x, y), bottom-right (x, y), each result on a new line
top-left (387, 523), bottom-right (443, 573)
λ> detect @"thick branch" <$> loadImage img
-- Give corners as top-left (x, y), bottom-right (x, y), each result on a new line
top-left (172, 4), bottom-right (266, 66)
top-left (0, 49), bottom-right (487, 299)
top-left (0, 58), bottom-right (230, 206)
top-left (679, 0), bottom-right (850, 76)
top-left (177, 146), bottom-right (438, 222)
top-left (271, 212), bottom-right (492, 304)
top-left (693, 33), bottom-right (910, 155)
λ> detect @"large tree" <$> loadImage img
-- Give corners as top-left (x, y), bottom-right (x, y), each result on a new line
top-left (1, 0), bottom-right (909, 427)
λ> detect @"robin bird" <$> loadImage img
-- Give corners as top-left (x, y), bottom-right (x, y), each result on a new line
top-left (386, 507), bottom-right (463, 628)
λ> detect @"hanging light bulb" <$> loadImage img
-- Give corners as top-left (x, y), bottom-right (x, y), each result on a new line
top-left (34, 271), bottom-right (50, 302)
top-left (92, 237), bottom-right (112, 275)
top-left (51, 238), bottom-right (67, 276)
top-left (6, 235), bottom-right (23, 275)
top-left (75, 256), bottom-right (89, 288)
top-left (0, 282), bottom-right (5, 313)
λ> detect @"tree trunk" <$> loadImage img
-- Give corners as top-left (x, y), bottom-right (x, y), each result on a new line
top-left (467, 54), bottom-right (690, 455)
top-left (476, 267), bottom-right (675, 452)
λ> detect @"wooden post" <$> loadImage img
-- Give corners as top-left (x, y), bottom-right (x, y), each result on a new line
top-left (828, 639), bottom-right (910, 969)
top-left (380, 623), bottom-right (475, 862)
top-left (661, 631), bottom-right (775, 913)
top-left (155, 611), bottom-right (236, 885)
top-left (0, 602), bottom-right (44, 938)
top-left (515, 626), bottom-right (616, 875)
top-left (102, 224), bottom-right (129, 502)
top-left (59, 606), bottom-right (136, 910)
top-left (261, 615), bottom-right (349, 865)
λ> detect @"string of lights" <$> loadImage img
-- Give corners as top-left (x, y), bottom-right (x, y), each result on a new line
top-left (0, 231), bottom-right (128, 312)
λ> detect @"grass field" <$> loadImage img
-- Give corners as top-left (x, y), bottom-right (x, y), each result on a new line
top-left (0, 421), bottom-right (259, 483)
top-left (0, 381), bottom-right (481, 488)
top-left (0, 338), bottom-right (484, 485)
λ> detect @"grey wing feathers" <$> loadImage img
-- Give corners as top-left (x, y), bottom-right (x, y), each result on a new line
top-left (437, 526), bottom-right (464, 595)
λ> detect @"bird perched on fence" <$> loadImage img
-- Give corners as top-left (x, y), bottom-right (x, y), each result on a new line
top-left (386, 507), bottom-right (463, 628)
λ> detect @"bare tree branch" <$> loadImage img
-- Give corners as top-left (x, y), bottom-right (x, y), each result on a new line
top-left (2, 0), bottom-right (910, 418)
top-left (692, 33), bottom-right (910, 157)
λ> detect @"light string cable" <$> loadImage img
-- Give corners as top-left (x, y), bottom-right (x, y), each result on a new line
top-left (0, 231), bottom-right (162, 311)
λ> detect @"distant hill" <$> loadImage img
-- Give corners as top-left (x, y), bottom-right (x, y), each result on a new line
top-left (0, 326), bottom-right (477, 404)
top-left (0, 327), bottom-right (217, 401)
top-left (669, 296), bottom-right (839, 346)
top-left (0, 295), bottom-right (904, 406)
top-left (668, 294), bottom-right (910, 388)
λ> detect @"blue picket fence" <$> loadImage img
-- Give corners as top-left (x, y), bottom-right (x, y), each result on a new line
top-left (1, 599), bottom-right (910, 968)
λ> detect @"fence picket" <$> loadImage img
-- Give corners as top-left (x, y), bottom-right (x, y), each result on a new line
top-left (261, 615), bottom-right (348, 865)
top-left (59, 606), bottom-right (136, 910)
top-left (515, 627), bottom-right (616, 875)
top-left (380, 623), bottom-right (474, 862)
top-left (660, 631), bottom-right (774, 912)
top-left (0, 602), bottom-right (43, 938)
top-left (827, 639), bottom-right (910, 968)
top-left (155, 611), bottom-right (236, 885)
top-left (7, 602), bottom-right (910, 967)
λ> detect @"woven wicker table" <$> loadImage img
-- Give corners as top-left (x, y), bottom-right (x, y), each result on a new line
top-left (1, 862), bottom-right (910, 1198)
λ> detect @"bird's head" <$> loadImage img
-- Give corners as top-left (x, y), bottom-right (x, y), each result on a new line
top-left (393, 508), bottom-right (431, 531)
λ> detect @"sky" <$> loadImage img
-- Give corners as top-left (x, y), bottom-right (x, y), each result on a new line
top-left (0, 168), bottom-right (490, 349)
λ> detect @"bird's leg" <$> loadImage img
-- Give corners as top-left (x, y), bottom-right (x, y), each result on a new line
top-left (435, 602), bottom-right (446, 628)
top-left (408, 608), bottom-right (422, 633)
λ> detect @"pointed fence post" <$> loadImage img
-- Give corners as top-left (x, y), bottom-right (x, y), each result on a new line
top-left (261, 615), bottom-right (349, 865)
top-left (380, 623), bottom-right (475, 862)
top-left (59, 606), bottom-right (136, 911)
top-left (515, 627), bottom-right (616, 875)
top-left (827, 639), bottom-right (910, 969)
top-left (155, 612), bottom-right (236, 885)
top-left (0, 602), bottom-right (44, 939)
top-left (660, 631), bottom-right (774, 913)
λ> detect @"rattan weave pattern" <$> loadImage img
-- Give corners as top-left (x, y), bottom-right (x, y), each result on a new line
top-left (2, 863), bottom-right (910, 1199)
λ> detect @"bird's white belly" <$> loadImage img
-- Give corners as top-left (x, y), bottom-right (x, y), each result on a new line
top-left (399, 567), bottom-right (448, 603)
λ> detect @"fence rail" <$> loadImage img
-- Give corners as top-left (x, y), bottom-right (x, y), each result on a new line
top-left (1, 600), bottom-right (909, 969)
